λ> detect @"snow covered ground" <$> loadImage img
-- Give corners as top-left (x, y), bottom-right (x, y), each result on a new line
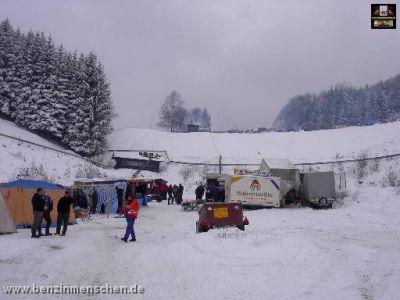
top-left (1, 120), bottom-right (400, 299)
top-left (0, 119), bottom-right (131, 185)
top-left (109, 122), bottom-right (400, 164)
top-left (1, 189), bottom-right (400, 300)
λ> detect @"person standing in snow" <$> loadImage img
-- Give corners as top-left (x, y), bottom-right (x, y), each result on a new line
top-left (176, 184), bottom-right (184, 205)
top-left (31, 188), bottom-right (45, 238)
top-left (42, 191), bottom-right (53, 236)
top-left (115, 186), bottom-right (124, 214)
top-left (208, 183), bottom-right (220, 202)
top-left (167, 184), bottom-right (174, 205)
top-left (121, 195), bottom-right (139, 242)
top-left (195, 184), bottom-right (205, 201)
top-left (55, 190), bottom-right (74, 236)
top-left (89, 187), bottom-right (98, 214)
top-left (172, 184), bottom-right (178, 203)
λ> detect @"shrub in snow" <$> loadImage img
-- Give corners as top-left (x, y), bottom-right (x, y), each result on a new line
top-left (381, 170), bottom-right (400, 188)
top-left (356, 151), bottom-right (368, 180)
top-left (14, 162), bottom-right (53, 182)
top-left (179, 166), bottom-right (195, 183)
top-left (369, 158), bottom-right (380, 174)
top-left (75, 163), bottom-right (107, 179)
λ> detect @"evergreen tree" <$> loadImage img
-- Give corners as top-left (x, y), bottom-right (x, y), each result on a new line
top-left (0, 19), bottom-right (114, 156)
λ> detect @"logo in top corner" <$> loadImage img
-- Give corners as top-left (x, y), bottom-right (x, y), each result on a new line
top-left (250, 179), bottom-right (261, 191)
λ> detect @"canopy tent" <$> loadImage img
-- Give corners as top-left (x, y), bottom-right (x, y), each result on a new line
top-left (0, 179), bottom-right (75, 226)
top-left (0, 179), bottom-right (67, 190)
top-left (73, 179), bottom-right (127, 216)
top-left (0, 192), bottom-right (16, 234)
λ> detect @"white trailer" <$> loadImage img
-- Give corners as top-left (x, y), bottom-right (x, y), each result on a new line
top-left (206, 173), bottom-right (282, 208)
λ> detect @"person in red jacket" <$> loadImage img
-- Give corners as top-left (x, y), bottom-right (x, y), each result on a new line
top-left (121, 195), bottom-right (139, 242)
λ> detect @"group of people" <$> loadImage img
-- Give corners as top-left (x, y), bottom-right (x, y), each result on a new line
top-left (194, 182), bottom-right (225, 202)
top-left (31, 188), bottom-right (74, 238)
top-left (166, 184), bottom-right (184, 205)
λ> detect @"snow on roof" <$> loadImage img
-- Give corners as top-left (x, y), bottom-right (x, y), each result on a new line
top-left (260, 158), bottom-right (296, 170)
top-left (112, 151), bottom-right (165, 161)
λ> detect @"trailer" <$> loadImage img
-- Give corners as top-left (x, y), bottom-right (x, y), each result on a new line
top-left (206, 173), bottom-right (282, 208)
top-left (196, 202), bottom-right (249, 233)
top-left (300, 171), bottom-right (336, 208)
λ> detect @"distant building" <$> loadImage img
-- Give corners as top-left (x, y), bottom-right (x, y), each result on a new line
top-left (112, 151), bottom-right (164, 172)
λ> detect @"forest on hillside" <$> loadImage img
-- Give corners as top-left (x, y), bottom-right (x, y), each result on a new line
top-left (274, 74), bottom-right (400, 131)
top-left (0, 19), bottom-right (114, 156)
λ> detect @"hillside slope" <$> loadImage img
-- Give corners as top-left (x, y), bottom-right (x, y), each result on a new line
top-left (0, 119), bottom-right (131, 185)
top-left (109, 122), bottom-right (400, 164)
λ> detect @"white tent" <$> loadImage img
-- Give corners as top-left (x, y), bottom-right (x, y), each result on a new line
top-left (0, 192), bottom-right (16, 234)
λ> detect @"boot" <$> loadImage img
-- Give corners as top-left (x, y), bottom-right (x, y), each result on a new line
top-left (31, 234), bottom-right (40, 238)
top-left (121, 238), bottom-right (127, 243)
top-left (129, 237), bottom-right (136, 242)
top-left (45, 229), bottom-right (52, 236)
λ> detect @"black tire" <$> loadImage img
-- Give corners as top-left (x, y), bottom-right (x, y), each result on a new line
top-left (318, 197), bottom-right (328, 208)
top-left (237, 224), bottom-right (245, 231)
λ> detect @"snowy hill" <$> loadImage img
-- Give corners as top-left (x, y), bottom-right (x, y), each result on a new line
top-left (109, 122), bottom-right (400, 164)
top-left (0, 118), bottom-right (131, 185)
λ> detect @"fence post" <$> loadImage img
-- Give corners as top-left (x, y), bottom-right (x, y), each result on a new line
top-left (219, 155), bottom-right (222, 174)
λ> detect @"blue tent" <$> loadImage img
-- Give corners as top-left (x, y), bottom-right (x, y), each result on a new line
top-left (0, 179), bottom-right (67, 190)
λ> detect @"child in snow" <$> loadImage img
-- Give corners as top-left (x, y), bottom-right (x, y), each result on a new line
top-left (121, 195), bottom-right (139, 242)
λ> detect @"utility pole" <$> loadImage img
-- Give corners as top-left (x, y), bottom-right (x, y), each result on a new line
top-left (219, 155), bottom-right (222, 174)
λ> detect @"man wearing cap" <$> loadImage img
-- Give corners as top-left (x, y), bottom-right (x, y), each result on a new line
top-left (55, 190), bottom-right (74, 236)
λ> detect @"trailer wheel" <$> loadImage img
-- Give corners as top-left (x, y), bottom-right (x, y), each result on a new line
top-left (318, 197), bottom-right (328, 208)
top-left (237, 224), bottom-right (245, 231)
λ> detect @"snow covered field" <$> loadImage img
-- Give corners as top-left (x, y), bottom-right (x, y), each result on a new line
top-left (1, 120), bottom-right (400, 299)
top-left (109, 122), bottom-right (400, 164)
top-left (1, 189), bottom-right (400, 300)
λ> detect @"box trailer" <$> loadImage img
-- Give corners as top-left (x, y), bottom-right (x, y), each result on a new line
top-left (300, 171), bottom-right (336, 208)
top-left (206, 174), bottom-right (282, 208)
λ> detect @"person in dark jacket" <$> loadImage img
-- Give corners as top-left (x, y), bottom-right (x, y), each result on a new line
top-left (209, 183), bottom-right (220, 202)
top-left (167, 184), bottom-right (174, 205)
top-left (89, 188), bottom-right (98, 214)
top-left (195, 184), bottom-right (205, 200)
top-left (176, 184), bottom-right (184, 205)
top-left (31, 188), bottom-right (45, 238)
top-left (55, 190), bottom-right (74, 236)
top-left (42, 191), bottom-right (53, 236)
top-left (218, 186), bottom-right (226, 202)
top-left (172, 185), bottom-right (178, 203)
top-left (116, 186), bottom-right (124, 214)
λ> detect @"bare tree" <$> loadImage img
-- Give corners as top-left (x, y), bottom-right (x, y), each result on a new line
top-left (158, 90), bottom-right (187, 132)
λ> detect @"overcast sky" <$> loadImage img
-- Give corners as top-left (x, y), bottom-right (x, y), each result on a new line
top-left (1, 0), bottom-right (399, 130)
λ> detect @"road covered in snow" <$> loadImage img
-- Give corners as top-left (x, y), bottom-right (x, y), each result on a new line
top-left (1, 186), bottom-right (400, 300)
